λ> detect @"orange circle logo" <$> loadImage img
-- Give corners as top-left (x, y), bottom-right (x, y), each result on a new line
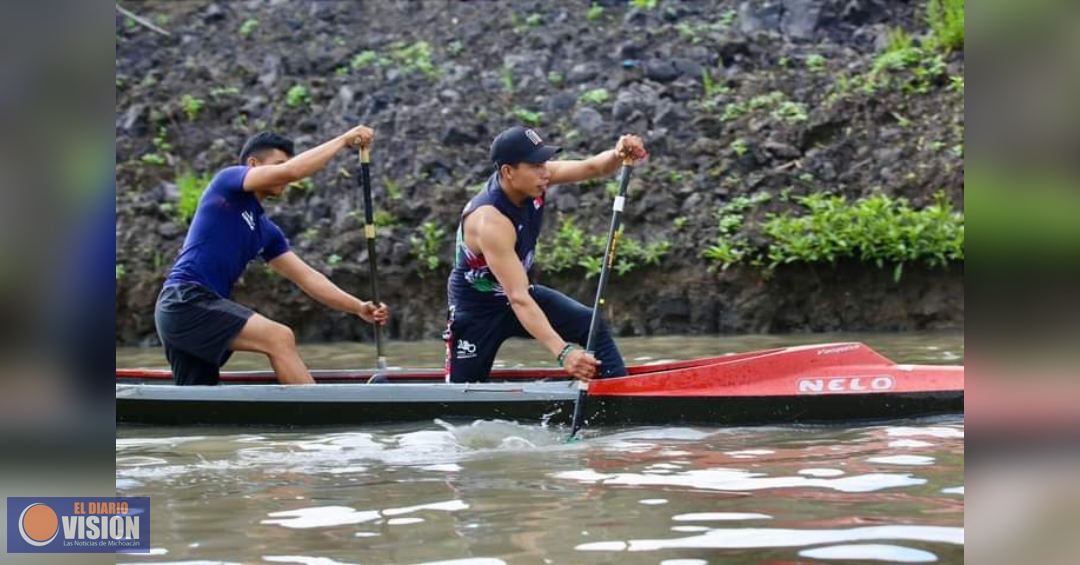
top-left (19, 503), bottom-right (59, 546)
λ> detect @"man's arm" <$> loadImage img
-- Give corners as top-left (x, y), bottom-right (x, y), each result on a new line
top-left (547, 134), bottom-right (648, 185)
top-left (475, 209), bottom-right (597, 379)
top-left (268, 252), bottom-right (388, 323)
top-left (242, 125), bottom-right (374, 193)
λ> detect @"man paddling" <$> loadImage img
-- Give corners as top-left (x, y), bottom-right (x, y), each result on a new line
top-left (155, 127), bottom-right (389, 385)
top-left (445, 126), bottom-right (648, 383)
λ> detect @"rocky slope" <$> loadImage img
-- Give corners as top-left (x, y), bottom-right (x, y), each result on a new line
top-left (115, 0), bottom-right (964, 345)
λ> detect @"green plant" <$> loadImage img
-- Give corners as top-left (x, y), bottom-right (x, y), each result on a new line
top-left (209, 86), bottom-right (240, 99)
top-left (373, 210), bottom-right (396, 227)
top-left (772, 100), bottom-right (809, 123)
top-left (547, 71), bottom-right (563, 85)
top-left (410, 221), bottom-right (447, 272)
top-left (448, 40), bottom-right (463, 56)
top-left (286, 84), bottom-right (309, 108)
top-left (389, 41), bottom-right (438, 77)
top-left (176, 171), bottom-right (213, 225)
top-left (579, 88), bottom-right (610, 105)
top-left (761, 191), bottom-right (964, 280)
top-left (501, 65), bottom-right (514, 93)
top-left (701, 68), bottom-right (729, 100)
top-left (731, 139), bottom-right (749, 157)
top-left (511, 107), bottom-right (542, 126)
top-left (721, 101), bottom-right (748, 121)
top-left (351, 50), bottom-right (382, 70)
top-left (949, 75), bottom-right (964, 93)
top-left (806, 54), bottom-right (826, 72)
top-left (288, 178), bottom-right (314, 191)
top-left (927, 0), bottom-right (964, 52)
top-left (115, 263), bottom-right (126, 280)
top-left (239, 19), bottom-right (258, 37)
top-left (537, 216), bottom-right (670, 277)
top-left (587, 3), bottom-right (604, 21)
top-left (631, 0), bottom-right (658, 9)
top-left (335, 66), bottom-right (349, 77)
top-left (140, 153), bottom-right (166, 166)
top-left (673, 216), bottom-right (689, 230)
top-left (702, 192), bottom-right (772, 270)
top-left (383, 175), bottom-right (403, 200)
top-left (719, 9), bottom-right (737, 26)
top-left (327, 254), bottom-right (342, 267)
top-left (525, 13), bottom-right (542, 27)
top-left (180, 94), bottom-right (204, 121)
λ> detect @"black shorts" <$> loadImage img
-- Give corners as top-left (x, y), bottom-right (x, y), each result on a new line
top-left (154, 283), bottom-right (254, 386)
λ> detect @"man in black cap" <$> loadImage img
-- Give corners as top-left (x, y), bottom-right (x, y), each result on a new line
top-left (444, 126), bottom-right (648, 382)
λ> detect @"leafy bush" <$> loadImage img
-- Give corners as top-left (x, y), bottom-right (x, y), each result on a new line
top-left (927, 0), bottom-right (964, 52)
top-left (537, 216), bottom-right (670, 278)
top-left (286, 84), bottom-right (309, 108)
top-left (176, 171), bottom-right (213, 226)
top-left (410, 221), bottom-right (447, 273)
top-left (761, 192), bottom-right (964, 280)
top-left (180, 94), bottom-right (204, 121)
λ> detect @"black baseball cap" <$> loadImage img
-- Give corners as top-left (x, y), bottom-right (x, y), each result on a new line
top-left (490, 126), bottom-right (562, 167)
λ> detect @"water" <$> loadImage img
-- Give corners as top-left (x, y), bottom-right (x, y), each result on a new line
top-left (116, 332), bottom-right (963, 564)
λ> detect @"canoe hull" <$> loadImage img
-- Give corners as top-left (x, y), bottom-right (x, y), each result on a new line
top-left (116, 342), bottom-right (964, 427)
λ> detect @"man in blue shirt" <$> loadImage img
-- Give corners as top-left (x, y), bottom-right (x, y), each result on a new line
top-left (155, 127), bottom-right (389, 385)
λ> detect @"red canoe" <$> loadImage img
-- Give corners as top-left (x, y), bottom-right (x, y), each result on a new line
top-left (116, 342), bottom-right (963, 427)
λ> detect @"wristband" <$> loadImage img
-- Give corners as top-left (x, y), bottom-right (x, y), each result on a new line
top-left (557, 344), bottom-right (577, 366)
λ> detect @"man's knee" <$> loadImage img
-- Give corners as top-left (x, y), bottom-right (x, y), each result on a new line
top-left (266, 322), bottom-right (297, 354)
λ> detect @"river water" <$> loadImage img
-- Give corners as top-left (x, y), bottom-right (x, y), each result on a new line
top-left (116, 332), bottom-right (964, 564)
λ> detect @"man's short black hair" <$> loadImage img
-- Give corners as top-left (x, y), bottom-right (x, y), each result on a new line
top-left (238, 131), bottom-right (295, 164)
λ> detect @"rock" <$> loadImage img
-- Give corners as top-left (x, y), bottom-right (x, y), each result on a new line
top-left (121, 104), bottom-right (147, 134)
top-left (781, 0), bottom-right (824, 39)
top-left (572, 107), bottom-right (604, 134)
top-left (441, 126), bottom-right (479, 145)
top-left (763, 139), bottom-right (801, 159)
top-left (738, 0), bottom-right (782, 34)
top-left (619, 41), bottom-right (644, 59)
top-left (157, 222), bottom-right (184, 239)
top-left (643, 59), bottom-right (680, 82)
top-left (653, 101), bottom-right (685, 129)
top-left (612, 83), bottom-right (659, 120)
top-left (672, 58), bottom-right (703, 79)
top-left (567, 63), bottom-right (599, 83)
top-left (202, 3), bottom-right (226, 24)
top-left (546, 91), bottom-right (578, 113)
top-left (259, 54), bottom-right (282, 89)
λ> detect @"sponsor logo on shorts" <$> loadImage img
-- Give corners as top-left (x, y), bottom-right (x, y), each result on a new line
top-left (456, 339), bottom-right (477, 359)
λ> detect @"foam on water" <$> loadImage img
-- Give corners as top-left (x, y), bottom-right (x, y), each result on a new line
top-left (554, 468), bottom-right (926, 493)
top-left (263, 557), bottom-right (357, 565)
top-left (799, 543), bottom-right (938, 562)
top-left (575, 524), bottom-right (963, 551)
top-left (672, 512), bottom-right (772, 521)
top-left (867, 455), bottom-right (936, 466)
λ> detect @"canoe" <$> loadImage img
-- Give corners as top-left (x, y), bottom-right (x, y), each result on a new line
top-left (115, 342), bottom-right (963, 427)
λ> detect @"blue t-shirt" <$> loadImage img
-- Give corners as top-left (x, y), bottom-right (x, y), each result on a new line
top-left (164, 166), bottom-right (290, 298)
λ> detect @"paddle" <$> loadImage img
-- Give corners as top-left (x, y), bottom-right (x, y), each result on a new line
top-left (358, 144), bottom-right (388, 372)
top-left (568, 154), bottom-right (635, 440)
